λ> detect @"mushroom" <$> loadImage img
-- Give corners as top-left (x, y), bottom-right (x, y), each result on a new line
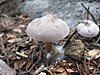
top-left (27, 14), bottom-right (70, 53)
top-left (77, 20), bottom-right (99, 37)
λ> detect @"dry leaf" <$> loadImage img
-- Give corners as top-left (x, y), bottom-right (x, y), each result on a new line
top-left (59, 60), bottom-right (66, 66)
top-left (66, 69), bottom-right (74, 72)
top-left (55, 67), bottom-right (65, 73)
top-left (50, 67), bottom-right (56, 73)
top-left (86, 49), bottom-right (100, 60)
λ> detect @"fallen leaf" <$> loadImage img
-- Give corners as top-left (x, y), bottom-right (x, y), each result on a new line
top-left (88, 49), bottom-right (100, 59)
top-left (55, 67), bottom-right (65, 73)
top-left (50, 67), bottom-right (65, 73)
top-left (66, 69), bottom-right (74, 72)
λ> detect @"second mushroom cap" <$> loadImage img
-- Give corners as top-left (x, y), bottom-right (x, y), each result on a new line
top-left (77, 20), bottom-right (99, 37)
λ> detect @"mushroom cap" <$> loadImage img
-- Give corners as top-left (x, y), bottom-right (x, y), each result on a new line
top-left (77, 20), bottom-right (99, 37)
top-left (27, 14), bottom-right (70, 42)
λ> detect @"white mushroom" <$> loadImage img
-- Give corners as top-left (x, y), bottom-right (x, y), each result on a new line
top-left (77, 20), bottom-right (99, 37)
top-left (27, 14), bottom-right (70, 52)
top-left (39, 72), bottom-right (46, 75)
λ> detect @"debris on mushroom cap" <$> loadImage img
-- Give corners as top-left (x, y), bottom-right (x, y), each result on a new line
top-left (27, 14), bottom-right (70, 42)
top-left (77, 20), bottom-right (99, 37)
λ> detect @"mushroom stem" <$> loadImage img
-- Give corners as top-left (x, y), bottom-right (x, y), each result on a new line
top-left (45, 42), bottom-right (52, 53)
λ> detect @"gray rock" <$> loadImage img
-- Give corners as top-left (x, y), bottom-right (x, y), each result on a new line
top-left (19, 0), bottom-right (100, 28)
top-left (0, 59), bottom-right (15, 75)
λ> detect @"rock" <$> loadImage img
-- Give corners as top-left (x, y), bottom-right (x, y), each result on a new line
top-left (19, 0), bottom-right (100, 28)
top-left (64, 38), bottom-right (84, 56)
top-left (0, 59), bottom-right (15, 75)
top-left (19, 0), bottom-right (50, 19)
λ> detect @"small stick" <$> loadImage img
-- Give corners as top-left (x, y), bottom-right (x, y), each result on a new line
top-left (87, 7), bottom-right (90, 20)
top-left (81, 3), bottom-right (97, 24)
top-left (75, 61), bottom-right (82, 75)
top-left (63, 29), bottom-right (77, 49)
top-left (96, 35), bottom-right (100, 43)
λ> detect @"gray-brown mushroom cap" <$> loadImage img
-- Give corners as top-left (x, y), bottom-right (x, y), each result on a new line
top-left (27, 14), bottom-right (70, 42)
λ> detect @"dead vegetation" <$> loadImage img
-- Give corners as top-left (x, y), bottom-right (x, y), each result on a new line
top-left (0, 0), bottom-right (100, 75)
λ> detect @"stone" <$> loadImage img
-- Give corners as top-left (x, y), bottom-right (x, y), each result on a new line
top-left (19, 0), bottom-right (100, 28)
top-left (64, 38), bottom-right (84, 56)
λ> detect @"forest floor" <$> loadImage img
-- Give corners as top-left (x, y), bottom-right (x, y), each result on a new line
top-left (0, 0), bottom-right (100, 75)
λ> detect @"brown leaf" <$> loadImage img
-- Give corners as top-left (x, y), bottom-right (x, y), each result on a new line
top-left (87, 49), bottom-right (100, 59)
top-left (50, 67), bottom-right (65, 73)
top-left (66, 68), bottom-right (74, 72)
top-left (55, 67), bottom-right (65, 73)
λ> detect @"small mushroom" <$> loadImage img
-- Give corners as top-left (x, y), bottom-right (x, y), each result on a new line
top-left (27, 14), bottom-right (70, 53)
top-left (77, 20), bottom-right (99, 37)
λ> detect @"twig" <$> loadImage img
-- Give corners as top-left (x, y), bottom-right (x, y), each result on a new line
top-left (44, 68), bottom-right (54, 75)
top-left (87, 7), bottom-right (90, 20)
top-left (83, 49), bottom-right (90, 75)
top-left (34, 64), bottom-right (45, 74)
top-left (92, 67), bottom-right (96, 75)
top-left (81, 3), bottom-right (97, 24)
top-left (96, 36), bottom-right (100, 43)
top-left (83, 58), bottom-right (90, 75)
top-left (63, 29), bottom-right (77, 49)
top-left (17, 58), bottom-right (41, 74)
top-left (75, 62), bottom-right (82, 75)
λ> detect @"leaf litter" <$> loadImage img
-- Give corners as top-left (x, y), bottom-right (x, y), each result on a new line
top-left (0, 1), bottom-right (100, 75)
